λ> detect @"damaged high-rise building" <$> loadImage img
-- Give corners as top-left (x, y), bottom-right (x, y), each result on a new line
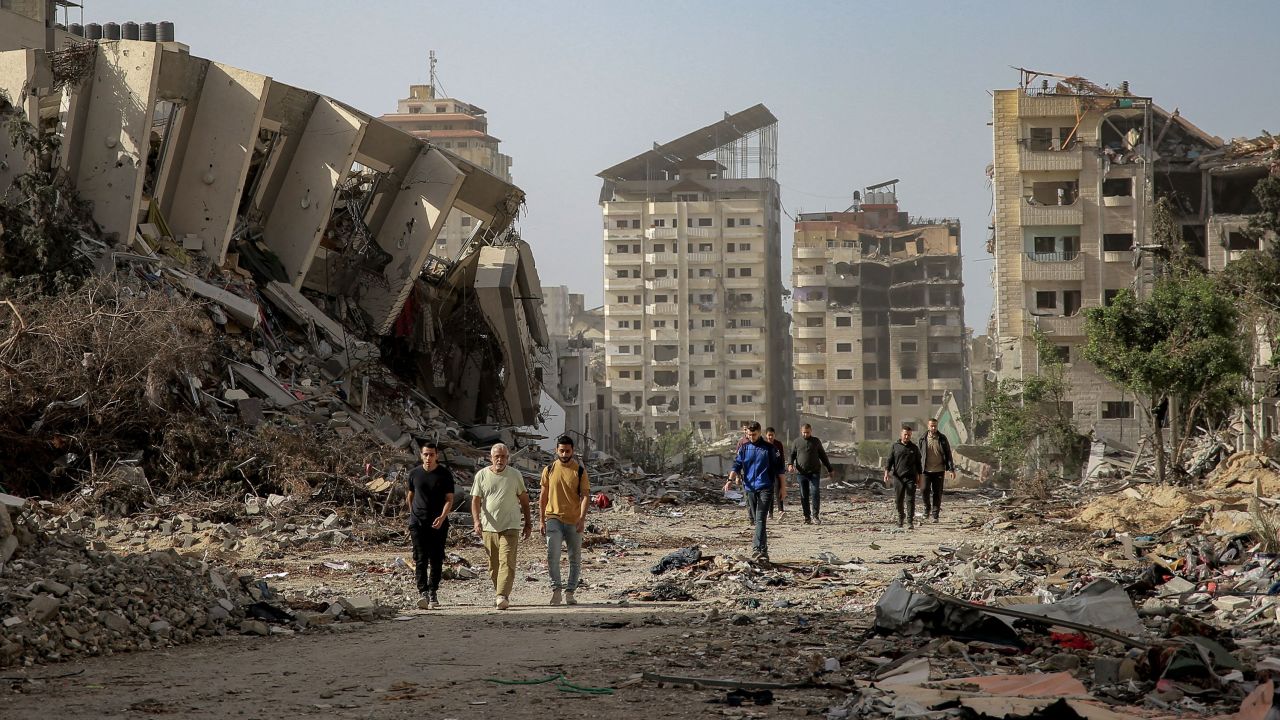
top-left (792, 184), bottom-right (968, 442)
top-left (990, 69), bottom-right (1278, 447)
top-left (0, 6), bottom-right (549, 429)
top-left (597, 105), bottom-right (791, 438)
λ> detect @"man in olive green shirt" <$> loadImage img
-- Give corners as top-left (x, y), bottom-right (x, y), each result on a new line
top-left (470, 443), bottom-right (532, 610)
top-left (539, 435), bottom-right (590, 606)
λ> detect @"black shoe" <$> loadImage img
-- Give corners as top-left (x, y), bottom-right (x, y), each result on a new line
top-left (897, 517), bottom-right (904, 528)
top-left (803, 517), bottom-right (812, 525)
top-left (908, 523), bottom-right (915, 530)
top-left (932, 514), bottom-right (940, 523)
top-left (815, 515), bottom-right (823, 526)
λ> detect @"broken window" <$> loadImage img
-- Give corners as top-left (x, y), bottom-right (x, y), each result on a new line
top-left (1103, 233), bottom-right (1133, 252)
top-left (1028, 180), bottom-right (1079, 206)
top-left (1102, 178), bottom-right (1133, 197)
top-left (805, 317), bottom-right (822, 327)
top-left (1041, 345), bottom-right (1069, 364)
top-left (1228, 232), bottom-right (1259, 251)
top-left (809, 396), bottom-right (824, 406)
top-left (1103, 289), bottom-right (1120, 306)
top-left (1036, 291), bottom-right (1057, 310)
top-left (652, 345), bottom-right (678, 362)
top-left (863, 363), bottom-right (877, 378)
top-left (901, 366), bottom-right (918, 380)
top-left (1182, 225), bottom-right (1207, 257)
top-left (1028, 127), bottom-right (1053, 152)
top-left (1101, 401), bottom-right (1134, 419)
top-left (1212, 168), bottom-right (1268, 214)
top-left (864, 338), bottom-right (878, 352)
top-left (838, 395), bottom-right (856, 405)
top-left (1063, 291), bottom-right (1081, 316)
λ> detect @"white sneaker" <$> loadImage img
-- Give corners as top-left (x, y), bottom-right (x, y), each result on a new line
top-left (549, 589), bottom-right (563, 606)
top-left (496, 595), bottom-right (510, 610)
top-left (565, 591), bottom-right (578, 606)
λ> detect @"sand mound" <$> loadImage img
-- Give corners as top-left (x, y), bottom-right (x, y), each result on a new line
top-left (1074, 485), bottom-right (1207, 533)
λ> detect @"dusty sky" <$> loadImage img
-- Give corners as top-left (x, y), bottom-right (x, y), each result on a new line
top-left (79, 0), bottom-right (1280, 330)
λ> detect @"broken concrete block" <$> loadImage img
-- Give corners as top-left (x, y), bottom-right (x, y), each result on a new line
top-left (181, 234), bottom-right (204, 251)
top-left (1213, 596), bottom-right (1251, 612)
top-left (224, 388), bottom-right (250, 401)
top-left (99, 611), bottom-right (130, 633)
top-left (0, 535), bottom-right (17, 564)
top-left (337, 596), bottom-right (375, 614)
top-left (148, 620), bottom-right (172, 635)
top-left (172, 271), bottom-right (261, 329)
top-left (40, 580), bottom-right (71, 597)
top-left (1158, 576), bottom-right (1195, 596)
top-left (239, 620), bottom-right (270, 636)
top-left (2, 616), bottom-right (22, 628)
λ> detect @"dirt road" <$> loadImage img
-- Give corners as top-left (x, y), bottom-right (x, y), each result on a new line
top-left (1, 488), bottom-right (1015, 719)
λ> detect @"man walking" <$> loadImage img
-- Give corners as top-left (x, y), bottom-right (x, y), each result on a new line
top-left (766, 427), bottom-right (786, 518)
top-left (921, 418), bottom-right (955, 523)
top-left (471, 443), bottom-right (532, 610)
top-left (883, 425), bottom-right (923, 529)
top-left (788, 423), bottom-right (833, 525)
top-left (540, 435), bottom-right (590, 606)
top-left (406, 443), bottom-right (454, 609)
top-left (723, 422), bottom-right (783, 562)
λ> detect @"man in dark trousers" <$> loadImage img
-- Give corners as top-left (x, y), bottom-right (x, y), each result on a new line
top-left (789, 423), bottom-right (833, 525)
top-left (883, 425), bottom-right (923, 529)
top-left (723, 422), bottom-right (783, 562)
top-left (921, 417), bottom-right (956, 523)
top-left (406, 442), bottom-right (455, 609)
top-left (766, 427), bottom-right (786, 519)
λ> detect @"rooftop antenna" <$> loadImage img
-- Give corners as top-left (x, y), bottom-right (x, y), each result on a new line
top-left (428, 50), bottom-right (448, 100)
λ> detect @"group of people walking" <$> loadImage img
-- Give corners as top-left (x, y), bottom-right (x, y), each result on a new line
top-left (406, 418), bottom-right (956, 608)
top-left (406, 435), bottom-right (590, 611)
top-left (725, 418), bottom-right (956, 562)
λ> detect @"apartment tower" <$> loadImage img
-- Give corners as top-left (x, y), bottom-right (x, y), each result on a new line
top-left (597, 105), bottom-right (790, 438)
top-left (792, 185), bottom-right (967, 442)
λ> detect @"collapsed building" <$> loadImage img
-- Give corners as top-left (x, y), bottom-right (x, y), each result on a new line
top-left (792, 183), bottom-right (968, 443)
top-left (989, 69), bottom-right (1278, 449)
top-left (0, 8), bottom-right (548, 431)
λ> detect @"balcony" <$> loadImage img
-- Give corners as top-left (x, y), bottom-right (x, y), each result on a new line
top-left (605, 328), bottom-right (641, 341)
top-left (724, 277), bottom-right (760, 289)
top-left (1020, 200), bottom-right (1083, 226)
top-left (644, 252), bottom-right (678, 264)
top-left (1017, 94), bottom-right (1082, 118)
top-left (794, 273), bottom-right (826, 288)
top-left (1021, 252), bottom-right (1085, 281)
top-left (645, 302), bottom-right (679, 315)
top-left (687, 252), bottom-right (721, 263)
top-left (608, 354), bottom-right (643, 366)
top-left (795, 352), bottom-right (826, 366)
top-left (728, 249), bottom-right (765, 263)
top-left (1018, 142), bottom-right (1083, 172)
top-left (1102, 251), bottom-right (1133, 263)
top-left (1034, 313), bottom-right (1085, 337)
top-left (727, 352), bottom-right (760, 364)
top-left (828, 376), bottom-right (859, 390)
top-left (609, 378), bottom-right (643, 392)
top-left (646, 227), bottom-right (677, 240)
top-left (686, 276), bottom-right (717, 289)
top-left (603, 253), bottom-right (641, 267)
top-left (649, 405), bottom-right (679, 418)
top-left (1102, 195), bottom-right (1134, 208)
top-left (606, 228), bottom-right (643, 240)
top-left (725, 326), bottom-right (762, 340)
top-left (685, 227), bottom-right (714, 238)
top-left (927, 324), bottom-right (964, 338)
top-left (795, 244), bottom-right (826, 259)
top-left (795, 376), bottom-right (826, 391)
top-left (646, 277), bottom-right (679, 289)
top-left (649, 327), bottom-right (678, 342)
top-left (605, 277), bottom-right (642, 290)
top-left (796, 326), bottom-right (825, 339)
top-left (793, 299), bottom-right (826, 313)
top-left (603, 304), bottom-right (641, 317)
top-left (724, 226), bottom-right (762, 238)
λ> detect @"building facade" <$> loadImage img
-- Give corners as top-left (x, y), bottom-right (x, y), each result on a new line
top-left (380, 79), bottom-right (513, 260)
top-left (989, 72), bottom-right (1226, 446)
top-left (597, 105), bottom-right (790, 438)
top-left (792, 188), bottom-right (967, 442)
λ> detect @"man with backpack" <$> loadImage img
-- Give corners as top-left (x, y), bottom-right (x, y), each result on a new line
top-left (539, 435), bottom-right (590, 606)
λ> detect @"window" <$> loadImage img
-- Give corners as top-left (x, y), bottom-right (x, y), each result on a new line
top-left (741, 369), bottom-right (753, 378)
top-left (654, 294), bottom-right (668, 303)
top-left (1063, 290), bottom-right (1082, 316)
top-left (704, 396), bottom-right (716, 404)
top-left (633, 244), bottom-right (641, 253)
top-left (435, 104), bottom-right (447, 113)
top-left (1228, 232), bottom-right (1259, 251)
top-left (653, 219), bottom-right (666, 227)
top-left (1102, 178), bottom-right (1132, 197)
top-left (617, 320), bottom-right (630, 329)
top-left (902, 395), bottom-right (919, 405)
top-left (740, 394), bottom-right (752, 403)
top-left (864, 338), bottom-right (878, 352)
top-left (726, 243), bottom-right (736, 252)
top-left (931, 394), bottom-right (944, 405)
top-left (739, 267), bottom-right (752, 277)
top-left (652, 320), bottom-right (667, 328)
top-left (701, 319), bottom-right (715, 328)
top-left (615, 295), bottom-right (628, 304)
top-left (1033, 236), bottom-right (1056, 254)
top-left (698, 268), bottom-right (713, 277)
top-left (901, 366), bottom-right (918, 379)
top-left (703, 343), bottom-right (715, 352)
top-left (727, 268), bottom-right (736, 278)
top-left (1103, 289), bottom-right (1121, 306)
top-left (836, 343), bottom-right (852, 352)
top-left (878, 390), bottom-right (892, 406)
top-left (614, 244), bottom-right (629, 254)
top-left (900, 341), bottom-right (917, 353)
top-left (929, 314), bottom-right (948, 326)
top-left (1036, 291), bottom-right (1057, 310)
top-left (738, 217), bottom-right (752, 226)
top-left (838, 395), bottom-right (856, 405)
top-left (738, 344), bottom-right (753, 353)
top-left (1103, 233), bottom-right (1134, 252)
top-left (697, 218), bottom-right (713, 227)
top-left (863, 363), bottom-right (877, 378)
top-left (619, 370), bottom-right (631, 379)
top-left (698, 243), bottom-right (713, 252)
top-left (615, 220), bottom-right (629, 229)
top-left (631, 219), bottom-right (641, 229)
top-left (836, 369), bottom-right (853, 380)
top-left (615, 270), bottom-right (630, 279)
top-left (1102, 401), bottom-right (1134, 419)
top-left (632, 294), bottom-right (641, 303)
top-left (835, 316), bottom-right (852, 327)
top-left (1041, 345), bottom-right (1070, 364)
top-left (1028, 127), bottom-right (1052, 151)
top-left (654, 269), bottom-right (668, 278)
top-left (704, 370), bottom-right (716, 378)
top-left (726, 218), bottom-right (736, 228)
top-left (698, 293), bottom-right (714, 303)
top-left (675, 193), bottom-right (699, 202)
top-left (653, 243), bottom-right (665, 252)
top-left (698, 421), bottom-right (712, 430)
top-left (808, 396), bottom-right (825, 406)
top-left (728, 369), bottom-right (737, 380)
top-left (739, 243), bottom-right (751, 251)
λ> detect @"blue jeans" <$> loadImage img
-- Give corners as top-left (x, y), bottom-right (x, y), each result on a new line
top-left (798, 472), bottom-right (821, 519)
top-left (545, 518), bottom-right (582, 591)
top-left (746, 487), bottom-right (774, 556)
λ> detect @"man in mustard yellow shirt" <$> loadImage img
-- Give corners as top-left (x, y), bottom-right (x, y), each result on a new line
top-left (539, 435), bottom-right (590, 606)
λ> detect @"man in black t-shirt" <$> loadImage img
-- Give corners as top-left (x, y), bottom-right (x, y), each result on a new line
top-left (406, 442), bottom-right (455, 609)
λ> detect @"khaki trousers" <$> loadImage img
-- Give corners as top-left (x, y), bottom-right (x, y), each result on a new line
top-left (483, 529), bottom-right (520, 597)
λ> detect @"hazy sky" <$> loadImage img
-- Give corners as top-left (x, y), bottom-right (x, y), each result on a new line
top-left (79, 1), bottom-right (1280, 329)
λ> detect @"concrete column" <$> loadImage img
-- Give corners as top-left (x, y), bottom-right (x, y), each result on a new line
top-left (0, 48), bottom-right (38, 195)
top-left (73, 41), bottom-right (161, 243)
top-left (167, 63), bottom-right (270, 263)
top-left (263, 96), bottom-right (366, 288)
top-left (356, 147), bottom-right (463, 334)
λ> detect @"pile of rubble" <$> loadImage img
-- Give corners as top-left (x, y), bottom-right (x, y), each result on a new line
top-left (0, 494), bottom-right (395, 669)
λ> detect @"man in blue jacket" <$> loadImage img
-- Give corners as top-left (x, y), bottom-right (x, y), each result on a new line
top-left (723, 421), bottom-right (783, 562)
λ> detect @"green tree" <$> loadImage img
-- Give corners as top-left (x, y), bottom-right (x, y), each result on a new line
top-left (616, 424), bottom-right (698, 474)
top-left (1082, 273), bottom-right (1247, 483)
top-left (974, 331), bottom-right (1083, 479)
